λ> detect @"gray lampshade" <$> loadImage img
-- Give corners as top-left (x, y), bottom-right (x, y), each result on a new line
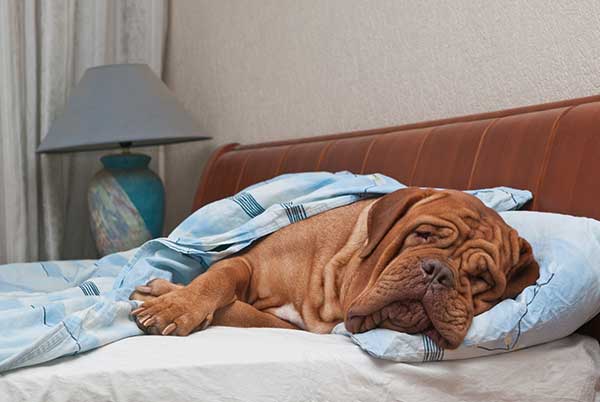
top-left (37, 64), bottom-right (210, 153)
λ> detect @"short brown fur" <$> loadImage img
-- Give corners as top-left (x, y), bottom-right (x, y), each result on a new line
top-left (132, 188), bottom-right (538, 349)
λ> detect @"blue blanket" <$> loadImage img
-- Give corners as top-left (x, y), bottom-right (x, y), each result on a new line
top-left (0, 172), bottom-right (530, 372)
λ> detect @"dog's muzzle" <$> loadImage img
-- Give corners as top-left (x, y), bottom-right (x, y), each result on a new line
top-left (345, 256), bottom-right (470, 349)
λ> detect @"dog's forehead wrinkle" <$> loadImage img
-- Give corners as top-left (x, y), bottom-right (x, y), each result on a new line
top-left (412, 192), bottom-right (448, 209)
top-left (470, 239), bottom-right (499, 261)
top-left (440, 213), bottom-right (471, 234)
top-left (407, 213), bottom-right (450, 226)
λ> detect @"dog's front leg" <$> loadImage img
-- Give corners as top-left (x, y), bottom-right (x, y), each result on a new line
top-left (131, 257), bottom-right (252, 336)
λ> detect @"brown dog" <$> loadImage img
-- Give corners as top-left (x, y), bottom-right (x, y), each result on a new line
top-left (131, 188), bottom-right (539, 349)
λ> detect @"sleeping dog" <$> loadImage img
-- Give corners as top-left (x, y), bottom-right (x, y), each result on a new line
top-left (131, 188), bottom-right (539, 349)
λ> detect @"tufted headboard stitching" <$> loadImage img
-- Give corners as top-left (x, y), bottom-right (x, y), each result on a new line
top-left (193, 94), bottom-right (600, 341)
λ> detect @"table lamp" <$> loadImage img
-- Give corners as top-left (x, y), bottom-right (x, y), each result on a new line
top-left (37, 64), bottom-right (211, 256)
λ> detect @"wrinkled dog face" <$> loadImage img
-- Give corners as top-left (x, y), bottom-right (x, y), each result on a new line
top-left (345, 188), bottom-right (539, 349)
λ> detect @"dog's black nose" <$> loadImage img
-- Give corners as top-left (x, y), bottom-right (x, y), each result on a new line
top-left (421, 260), bottom-right (454, 288)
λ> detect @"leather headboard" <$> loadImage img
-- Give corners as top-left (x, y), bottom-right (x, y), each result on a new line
top-left (193, 94), bottom-right (600, 342)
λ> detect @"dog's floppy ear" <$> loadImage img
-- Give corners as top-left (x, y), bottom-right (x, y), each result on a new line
top-left (502, 236), bottom-right (539, 299)
top-left (360, 188), bottom-right (434, 258)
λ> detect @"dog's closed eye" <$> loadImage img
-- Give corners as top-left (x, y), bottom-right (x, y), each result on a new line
top-left (406, 224), bottom-right (444, 246)
top-left (415, 231), bottom-right (432, 240)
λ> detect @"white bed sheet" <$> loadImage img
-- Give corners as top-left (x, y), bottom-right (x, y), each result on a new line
top-left (1, 327), bottom-right (598, 402)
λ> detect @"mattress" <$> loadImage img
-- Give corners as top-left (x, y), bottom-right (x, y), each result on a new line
top-left (1, 327), bottom-right (598, 402)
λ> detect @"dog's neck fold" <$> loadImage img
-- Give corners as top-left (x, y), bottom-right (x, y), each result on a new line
top-left (321, 200), bottom-right (379, 320)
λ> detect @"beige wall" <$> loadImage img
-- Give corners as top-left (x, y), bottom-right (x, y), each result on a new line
top-left (163, 0), bottom-right (600, 231)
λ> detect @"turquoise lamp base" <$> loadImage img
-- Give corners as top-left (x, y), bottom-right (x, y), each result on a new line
top-left (88, 153), bottom-right (165, 256)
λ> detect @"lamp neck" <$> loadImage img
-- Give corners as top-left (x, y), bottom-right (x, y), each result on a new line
top-left (100, 153), bottom-right (151, 170)
top-left (119, 142), bottom-right (133, 154)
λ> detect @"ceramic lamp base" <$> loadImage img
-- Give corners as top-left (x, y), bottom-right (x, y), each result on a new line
top-left (88, 153), bottom-right (165, 256)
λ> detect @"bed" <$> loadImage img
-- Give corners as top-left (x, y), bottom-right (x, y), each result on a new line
top-left (4, 95), bottom-right (600, 401)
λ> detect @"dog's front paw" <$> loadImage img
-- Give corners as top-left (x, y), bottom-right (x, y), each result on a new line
top-left (131, 287), bottom-right (215, 336)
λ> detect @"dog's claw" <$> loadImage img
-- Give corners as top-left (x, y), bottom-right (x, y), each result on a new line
top-left (141, 316), bottom-right (155, 327)
top-left (200, 316), bottom-right (213, 331)
top-left (131, 307), bottom-right (146, 315)
top-left (162, 323), bottom-right (177, 335)
top-left (135, 286), bottom-right (152, 294)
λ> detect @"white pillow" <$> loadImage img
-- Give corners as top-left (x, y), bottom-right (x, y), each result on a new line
top-left (333, 211), bottom-right (600, 362)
